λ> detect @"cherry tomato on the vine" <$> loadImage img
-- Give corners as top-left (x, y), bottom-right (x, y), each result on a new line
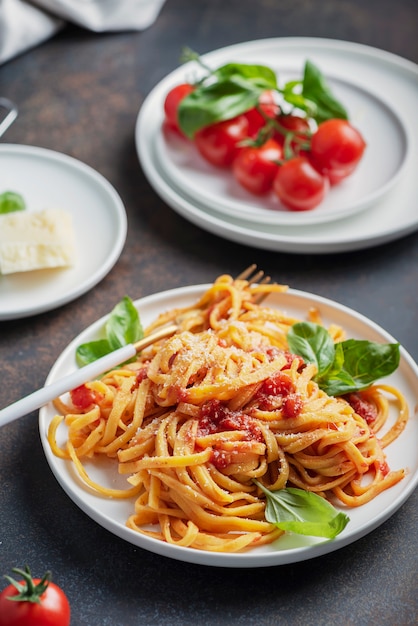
top-left (232, 138), bottom-right (283, 195)
top-left (243, 91), bottom-right (281, 138)
top-left (194, 115), bottom-right (250, 167)
top-left (273, 156), bottom-right (329, 211)
top-left (310, 118), bottom-right (366, 184)
top-left (163, 83), bottom-right (194, 135)
top-left (0, 567), bottom-right (71, 626)
top-left (273, 114), bottom-right (311, 152)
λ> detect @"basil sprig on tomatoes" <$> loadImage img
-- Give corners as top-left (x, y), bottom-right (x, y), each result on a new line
top-left (287, 322), bottom-right (400, 397)
top-left (177, 49), bottom-right (348, 138)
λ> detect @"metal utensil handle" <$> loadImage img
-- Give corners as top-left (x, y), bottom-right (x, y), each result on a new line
top-left (0, 344), bottom-right (137, 428)
top-left (0, 98), bottom-right (18, 137)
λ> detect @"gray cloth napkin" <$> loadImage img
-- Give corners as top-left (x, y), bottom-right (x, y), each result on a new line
top-left (0, 0), bottom-right (167, 64)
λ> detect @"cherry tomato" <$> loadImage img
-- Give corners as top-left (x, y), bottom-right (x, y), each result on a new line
top-left (273, 156), bottom-right (329, 211)
top-left (310, 118), bottom-right (366, 184)
top-left (194, 115), bottom-right (250, 167)
top-left (71, 384), bottom-right (102, 409)
top-left (243, 91), bottom-right (280, 138)
top-left (0, 567), bottom-right (71, 626)
top-left (163, 83), bottom-right (194, 134)
top-left (274, 114), bottom-right (311, 150)
top-left (232, 138), bottom-right (283, 195)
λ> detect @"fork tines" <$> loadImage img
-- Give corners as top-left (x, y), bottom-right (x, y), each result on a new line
top-left (236, 264), bottom-right (271, 288)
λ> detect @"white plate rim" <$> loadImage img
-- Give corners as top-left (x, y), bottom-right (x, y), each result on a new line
top-left (39, 283), bottom-right (418, 568)
top-left (136, 37), bottom-right (418, 254)
top-left (0, 144), bottom-right (127, 320)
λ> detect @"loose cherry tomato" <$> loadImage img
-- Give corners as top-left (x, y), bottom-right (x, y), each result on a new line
top-left (273, 114), bottom-right (311, 151)
top-left (0, 567), bottom-right (71, 626)
top-left (232, 138), bottom-right (283, 195)
top-left (163, 83), bottom-right (194, 134)
top-left (310, 119), bottom-right (366, 184)
top-left (194, 115), bottom-right (250, 167)
top-left (273, 156), bottom-right (329, 211)
top-left (243, 91), bottom-right (280, 138)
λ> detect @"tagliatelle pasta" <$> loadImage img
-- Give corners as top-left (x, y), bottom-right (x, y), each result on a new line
top-left (48, 274), bottom-right (409, 553)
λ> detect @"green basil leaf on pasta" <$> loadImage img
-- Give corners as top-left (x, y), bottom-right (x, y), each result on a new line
top-left (255, 483), bottom-right (349, 539)
top-left (287, 321), bottom-right (335, 377)
top-left (106, 296), bottom-right (143, 351)
top-left (76, 339), bottom-right (113, 366)
top-left (287, 321), bottom-right (400, 396)
top-left (320, 339), bottom-right (401, 396)
top-left (76, 296), bottom-right (143, 366)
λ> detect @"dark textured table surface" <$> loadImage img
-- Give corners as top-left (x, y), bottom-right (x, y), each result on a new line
top-left (0, 1), bottom-right (417, 624)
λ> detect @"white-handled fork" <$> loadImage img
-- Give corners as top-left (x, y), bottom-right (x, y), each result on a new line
top-left (0, 265), bottom-right (273, 427)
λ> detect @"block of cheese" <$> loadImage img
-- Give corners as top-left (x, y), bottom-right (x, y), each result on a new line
top-left (0, 208), bottom-right (76, 275)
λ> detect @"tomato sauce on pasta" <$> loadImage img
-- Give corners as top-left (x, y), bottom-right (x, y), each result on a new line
top-left (48, 274), bottom-right (408, 553)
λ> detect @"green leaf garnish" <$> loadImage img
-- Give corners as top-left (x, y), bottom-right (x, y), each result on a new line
top-left (178, 62), bottom-right (278, 138)
top-left (106, 296), bottom-right (143, 350)
top-left (76, 296), bottom-right (143, 366)
top-left (255, 482), bottom-right (349, 539)
top-left (287, 322), bottom-right (400, 396)
top-left (301, 60), bottom-right (348, 122)
top-left (0, 191), bottom-right (26, 214)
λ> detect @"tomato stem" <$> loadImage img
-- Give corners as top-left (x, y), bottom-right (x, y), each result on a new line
top-left (4, 566), bottom-right (51, 604)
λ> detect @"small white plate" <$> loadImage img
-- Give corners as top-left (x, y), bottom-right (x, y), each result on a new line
top-left (157, 74), bottom-right (408, 226)
top-left (0, 145), bottom-right (127, 320)
top-left (136, 38), bottom-right (418, 253)
top-left (39, 285), bottom-right (418, 568)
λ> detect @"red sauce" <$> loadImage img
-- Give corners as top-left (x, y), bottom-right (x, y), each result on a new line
top-left (260, 371), bottom-right (295, 396)
top-left (264, 347), bottom-right (304, 370)
top-left (70, 384), bottom-right (103, 409)
top-left (198, 399), bottom-right (263, 442)
top-left (211, 449), bottom-right (230, 470)
top-left (379, 461), bottom-right (390, 476)
top-left (135, 367), bottom-right (148, 384)
top-left (255, 371), bottom-right (303, 417)
top-left (282, 393), bottom-right (304, 419)
top-left (344, 392), bottom-right (378, 425)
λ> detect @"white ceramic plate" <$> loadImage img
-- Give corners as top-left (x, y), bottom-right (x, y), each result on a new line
top-left (0, 144), bottom-right (127, 320)
top-left (156, 74), bottom-right (408, 226)
top-left (136, 38), bottom-right (418, 253)
top-left (39, 285), bottom-right (418, 568)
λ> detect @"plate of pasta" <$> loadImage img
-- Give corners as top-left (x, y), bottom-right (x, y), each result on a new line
top-left (39, 275), bottom-right (418, 567)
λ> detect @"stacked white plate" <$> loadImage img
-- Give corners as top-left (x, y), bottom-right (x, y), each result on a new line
top-left (136, 37), bottom-right (418, 254)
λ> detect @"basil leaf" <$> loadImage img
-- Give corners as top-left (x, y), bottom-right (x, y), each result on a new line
top-left (301, 60), bottom-right (348, 122)
top-left (287, 322), bottom-right (335, 377)
top-left (321, 339), bottom-right (401, 396)
top-left (280, 61), bottom-right (348, 123)
top-left (76, 296), bottom-right (143, 366)
top-left (287, 321), bottom-right (400, 397)
top-left (178, 60), bottom-right (278, 137)
top-left (76, 339), bottom-right (113, 366)
top-left (106, 296), bottom-right (143, 351)
top-left (210, 62), bottom-right (278, 90)
top-left (0, 191), bottom-right (26, 214)
top-left (178, 79), bottom-right (262, 138)
top-left (255, 482), bottom-right (349, 539)
top-left (320, 370), bottom-right (359, 398)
